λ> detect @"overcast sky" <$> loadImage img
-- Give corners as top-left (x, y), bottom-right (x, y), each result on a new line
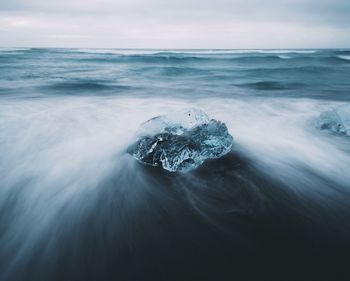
top-left (0, 0), bottom-right (349, 48)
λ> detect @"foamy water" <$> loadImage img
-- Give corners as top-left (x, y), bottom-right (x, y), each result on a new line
top-left (1, 49), bottom-right (350, 281)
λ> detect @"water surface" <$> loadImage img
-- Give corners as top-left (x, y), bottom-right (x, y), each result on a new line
top-left (1, 48), bottom-right (350, 281)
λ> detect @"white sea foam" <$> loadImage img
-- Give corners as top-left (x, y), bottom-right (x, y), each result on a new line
top-left (1, 96), bottom-right (349, 206)
top-left (203, 98), bottom-right (350, 191)
top-left (1, 95), bottom-right (350, 279)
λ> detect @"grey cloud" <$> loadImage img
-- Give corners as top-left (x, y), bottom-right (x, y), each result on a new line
top-left (1, 0), bottom-right (350, 22)
top-left (0, 0), bottom-right (349, 48)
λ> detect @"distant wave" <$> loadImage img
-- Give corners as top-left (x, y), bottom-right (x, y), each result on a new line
top-left (35, 48), bottom-right (350, 66)
top-left (3, 48), bottom-right (349, 58)
top-left (256, 50), bottom-right (316, 54)
top-left (242, 66), bottom-right (330, 75)
top-left (334, 50), bottom-right (350, 55)
top-left (71, 49), bottom-right (319, 56)
top-left (288, 55), bottom-right (350, 63)
top-left (229, 55), bottom-right (285, 63)
top-left (152, 50), bottom-right (317, 56)
top-left (136, 66), bottom-right (209, 76)
top-left (40, 80), bottom-right (131, 93)
top-left (1, 48), bottom-right (349, 101)
top-left (73, 49), bottom-right (160, 55)
top-left (126, 54), bottom-right (208, 62)
top-left (337, 55), bottom-right (350, 61)
top-left (0, 47), bottom-right (30, 52)
top-left (78, 54), bottom-right (209, 64)
top-left (278, 55), bottom-right (292, 59)
top-left (237, 81), bottom-right (305, 90)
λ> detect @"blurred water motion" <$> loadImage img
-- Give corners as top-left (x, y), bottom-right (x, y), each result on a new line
top-left (1, 48), bottom-right (350, 281)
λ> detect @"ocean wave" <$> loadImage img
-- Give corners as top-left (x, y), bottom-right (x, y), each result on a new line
top-left (278, 55), bottom-right (292, 59)
top-left (334, 50), bottom-right (350, 55)
top-left (279, 55), bottom-right (350, 63)
top-left (137, 49), bottom-right (318, 56)
top-left (128, 54), bottom-right (208, 62)
top-left (337, 55), bottom-right (350, 61)
top-left (0, 47), bottom-right (31, 52)
top-left (234, 55), bottom-right (350, 63)
top-left (78, 54), bottom-right (209, 64)
top-left (236, 81), bottom-right (305, 90)
top-left (135, 66), bottom-right (210, 76)
top-left (71, 49), bottom-right (319, 56)
top-left (256, 50), bottom-right (317, 54)
top-left (227, 54), bottom-right (342, 63)
top-left (229, 55), bottom-right (285, 62)
top-left (73, 48), bottom-right (161, 55)
top-left (39, 80), bottom-right (131, 93)
top-left (243, 65), bottom-right (334, 75)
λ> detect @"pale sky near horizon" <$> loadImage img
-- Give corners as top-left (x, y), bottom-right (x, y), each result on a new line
top-left (0, 0), bottom-right (350, 48)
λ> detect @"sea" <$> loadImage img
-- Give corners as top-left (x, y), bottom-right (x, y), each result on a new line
top-left (0, 48), bottom-right (350, 281)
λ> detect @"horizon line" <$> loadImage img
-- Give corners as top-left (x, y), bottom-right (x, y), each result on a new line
top-left (1, 46), bottom-right (350, 50)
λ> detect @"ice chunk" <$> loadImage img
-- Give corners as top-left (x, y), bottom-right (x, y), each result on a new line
top-left (317, 105), bottom-right (350, 136)
top-left (136, 108), bottom-right (210, 137)
top-left (130, 108), bottom-right (234, 172)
